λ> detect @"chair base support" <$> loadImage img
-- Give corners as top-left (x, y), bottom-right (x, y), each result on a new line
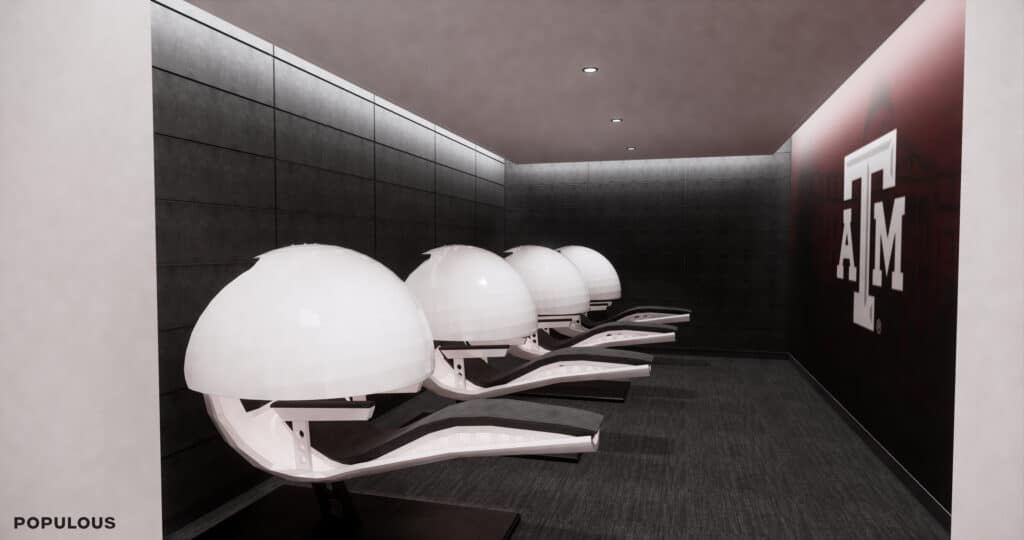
top-left (198, 484), bottom-right (521, 540)
top-left (518, 380), bottom-right (631, 402)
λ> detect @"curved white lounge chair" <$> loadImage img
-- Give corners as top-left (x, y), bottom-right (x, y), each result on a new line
top-left (184, 244), bottom-right (602, 487)
top-left (557, 245), bottom-right (692, 331)
top-left (405, 245), bottom-right (652, 400)
top-left (502, 245), bottom-right (677, 360)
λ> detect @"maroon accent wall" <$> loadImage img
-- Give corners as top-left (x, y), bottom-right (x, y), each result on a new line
top-left (790, 0), bottom-right (965, 507)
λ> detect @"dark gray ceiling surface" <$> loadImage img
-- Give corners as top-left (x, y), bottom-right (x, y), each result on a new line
top-left (191, 0), bottom-right (923, 162)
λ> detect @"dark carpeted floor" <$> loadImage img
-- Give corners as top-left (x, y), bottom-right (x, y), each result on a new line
top-left (346, 354), bottom-right (948, 540)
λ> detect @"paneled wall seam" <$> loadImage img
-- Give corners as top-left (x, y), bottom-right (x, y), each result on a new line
top-left (157, 261), bottom-right (261, 269)
top-left (433, 130), bottom-right (438, 247)
top-left (159, 386), bottom-right (199, 399)
top-left (476, 176), bottom-right (504, 188)
top-left (274, 157), bottom-right (373, 184)
top-left (274, 56), bottom-right (372, 112)
top-left (373, 99), bottom-right (435, 132)
top-left (159, 324), bottom-right (193, 333)
top-left (154, 132), bottom-right (272, 161)
top-left (272, 45), bottom-right (278, 248)
top-left (161, 433), bottom-right (223, 460)
top-left (155, 65), bottom-right (469, 172)
top-left (153, 0), bottom-right (272, 54)
top-left (153, 66), bottom-right (271, 108)
top-left (274, 108), bottom-right (427, 166)
top-left (156, 198), bottom-right (275, 211)
top-left (266, 206), bottom-right (376, 219)
top-left (372, 98), bottom-right (377, 258)
top-left (154, 1), bottom-right (506, 162)
top-left (503, 163), bottom-right (508, 249)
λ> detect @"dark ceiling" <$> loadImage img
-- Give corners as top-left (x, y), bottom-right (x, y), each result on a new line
top-left (191, 0), bottom-right (923, 163)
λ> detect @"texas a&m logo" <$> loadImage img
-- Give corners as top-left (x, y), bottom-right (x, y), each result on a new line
top-left (836, 129), bottom-right (905, 331)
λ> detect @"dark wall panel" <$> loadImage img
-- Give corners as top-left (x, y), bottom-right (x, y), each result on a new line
top-left (436, 195), bottom-right (476, 246)
top-left (156, 264), bottom-right (253, 332)
top-left (157, 327), bottom-right (190, 394)
top-left (151, 3), bottom-right (504, 531)
top-left (375, 182), bottom-right (436, 275)
top-left (506, 154), bottom-right (790, 351)
top-left (789, 0), bottom-right (964, 508)
top-left (155, 201), bottom-right (276, 265)
top-left (477, 153), bottom-right (506, 185)
top-left (273, 59), bottom-right (373, 138)
top-left (375, 144), bottom-right (435, 192)
top-left (476, 178), bottom-right (505, 207)
top-left (275, 111), bottom-right (374, 178)
top-left (151, 2), bottom-right (273, 104)
top-left (436, 165), bottom-right (476, 201)
top-left (159, 391), bottom-right (218, 458)
top-left (276, 161), bottom-right (374, 216)
top-left (436, 134), bottom-right (476, 174)
top-left (152, 69), bottom-right (273, 156)
top-left (374, 105), bottom-right (435, 160)
top-left (276, 212), bottom-right (375, 255)
top-left (682, 156), bottom-right (790, 350)
top-left (154, 135), bottom-right (275, 207)
top-left (474, 203), bottom-right (505, 253)
top-left (160, 438), bottom-right (265, 534)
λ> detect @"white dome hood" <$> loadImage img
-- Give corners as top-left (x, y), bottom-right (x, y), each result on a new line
top-left (558, 245), bottom-right (622, 302)
top-left (185, 244), bottom-right (434, 400)
top-left (406, 245), bottom-right (538, 342)
top-left (504, 245), bottom-right (590, 316)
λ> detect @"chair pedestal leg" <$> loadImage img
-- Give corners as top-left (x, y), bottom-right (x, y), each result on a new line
top-left (313, 481), bottom-right (361, 536)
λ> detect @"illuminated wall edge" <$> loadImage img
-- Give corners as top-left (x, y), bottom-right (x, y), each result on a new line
top-left (155, 0), bottom-right (506, 165)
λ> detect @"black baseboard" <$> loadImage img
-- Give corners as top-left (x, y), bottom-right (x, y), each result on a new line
top-left (517, 379), bottom-right (631, 402)
top-left (787, 353), bottom-right (951, 530)
top-left (636, 344), bottom-right (792, 360)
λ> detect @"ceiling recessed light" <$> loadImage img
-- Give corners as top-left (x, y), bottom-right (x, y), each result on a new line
top-left (626, 146), bottom-right (637, 151)
top-left (610, 118), bottom-right (623, 123)
top-left (581, 66), bottom-right (599, 74)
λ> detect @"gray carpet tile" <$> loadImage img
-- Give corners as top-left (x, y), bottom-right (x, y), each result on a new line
top-left (348, 355), bottom-right (948, 540)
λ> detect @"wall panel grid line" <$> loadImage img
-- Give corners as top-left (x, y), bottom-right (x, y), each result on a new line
top-left (153, 0), bottom-right (273, 53)
top-left (152, 66), bottom-right (269, 108)
top-left (275, 55), bottom-right (374, 109)
top-left (272, 45), bottom-right (278, 246)
top-left (154, 132), bottom-right (272, 161)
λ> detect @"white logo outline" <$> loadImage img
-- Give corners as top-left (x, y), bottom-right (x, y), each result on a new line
top-left (836, 129), bottom-right (905, 331)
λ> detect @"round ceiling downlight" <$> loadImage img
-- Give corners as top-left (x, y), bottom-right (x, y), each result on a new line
top-left (581, 66), bottom-right (599, 73)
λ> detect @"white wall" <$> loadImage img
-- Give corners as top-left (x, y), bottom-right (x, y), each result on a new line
top-left (0, 1), bottom-right (162, 538)
top-left (952, 0), bottom-right (1024, 538)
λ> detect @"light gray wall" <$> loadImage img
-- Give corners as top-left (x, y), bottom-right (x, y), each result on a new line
top-left (952, 0), bottom-right (1024, 537)
top-left (0, 1), bottom-right (161, 538)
